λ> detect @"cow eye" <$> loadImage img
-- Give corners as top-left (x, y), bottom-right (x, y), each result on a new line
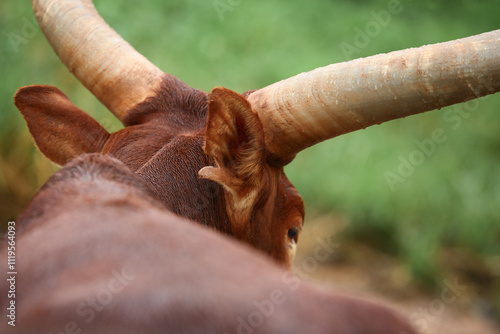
top-left (287, 227), bottom-right (299, 240)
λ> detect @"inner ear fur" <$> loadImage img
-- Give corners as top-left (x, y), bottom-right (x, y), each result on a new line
top-left (199, 87), bottom-right (265, 193)
top-left (199, 87), bottom-right (267, 227)
top-left (14, 85), bottom-right (110, 166)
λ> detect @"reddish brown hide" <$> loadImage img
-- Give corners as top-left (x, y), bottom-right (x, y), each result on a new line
top-left (0, 154), bottom-right (415, 334)
top-left (14, 77), bottom-right (305, 267)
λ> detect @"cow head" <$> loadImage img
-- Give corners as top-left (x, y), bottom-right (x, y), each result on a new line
top-left (15, 80), bottom-right (305, 267)
top-left (14, 0), bottom-right (500, 267)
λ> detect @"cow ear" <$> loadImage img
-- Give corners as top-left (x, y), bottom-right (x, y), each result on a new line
top-left (199, 87), bottom-right (265, 220)
top-left (14, 85), bottom-right (110, 166)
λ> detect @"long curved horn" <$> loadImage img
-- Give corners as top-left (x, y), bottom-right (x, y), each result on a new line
top-left (33, 0), bottom-right (164, 121)
top-left (248, 29), bottom-right (500, 163)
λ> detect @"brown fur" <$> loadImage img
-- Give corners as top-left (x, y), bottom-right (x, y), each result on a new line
top-left (14, 75), bottom-right (304, 266)
top-left (0, 154), bottom-right (416, 334)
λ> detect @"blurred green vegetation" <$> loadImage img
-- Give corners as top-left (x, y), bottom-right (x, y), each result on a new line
top-left (1, 0), bottom-right (499, 311)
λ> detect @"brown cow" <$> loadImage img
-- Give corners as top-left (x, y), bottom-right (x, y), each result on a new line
top-left (0, 153), bottom-right (416, 334)
top-left (14, 0), bottom-right (500, 267)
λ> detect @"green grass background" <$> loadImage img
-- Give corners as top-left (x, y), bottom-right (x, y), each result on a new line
top-left (1, 0), bottom-right (499, 311)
